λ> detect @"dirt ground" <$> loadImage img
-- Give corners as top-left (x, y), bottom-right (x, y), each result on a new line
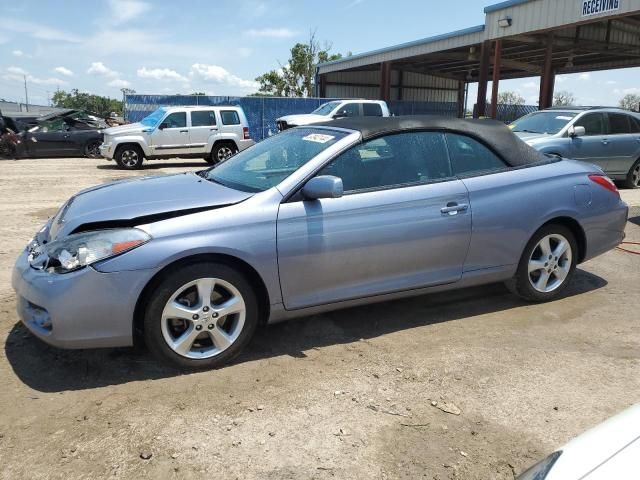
top-left (0, 157), bottom-right (639, 480)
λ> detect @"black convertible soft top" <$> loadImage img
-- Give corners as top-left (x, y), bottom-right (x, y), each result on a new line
top-left (312, 115), bottom-right (550, 168)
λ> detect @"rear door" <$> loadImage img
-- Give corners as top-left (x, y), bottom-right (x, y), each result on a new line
top-left (151, 111), bottom-right (189, 156)
top-left (277, 131), bottom-right (471, 310)
top-left (218, 109), bottom-right (242, 140)
top-left (566, 112), bottom-right (610, 171)
top-left (188, 110), bottom-right (217, 154)
top-left (362, 103), bottom-right (384, 117)
top-left (606, 112), bottom-right (640, 176)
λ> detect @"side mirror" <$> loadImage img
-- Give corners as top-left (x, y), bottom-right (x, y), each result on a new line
top-left (158, 123), bottom-right (168, 130)
top-left (302, 175), bottom-right (343, 200)
top-left (332, 112), bottom-right (347, 119)
top-left (568, 125), bottom-right (586, 137)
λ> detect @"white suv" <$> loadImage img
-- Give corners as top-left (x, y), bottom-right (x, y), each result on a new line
top-left (100, 106), bottom-right (255, 169)
top-left (276, 100), bottom-right (390, 131)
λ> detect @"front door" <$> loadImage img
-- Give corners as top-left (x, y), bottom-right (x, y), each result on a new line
top-left (188, 110), bottom-right (218, 155)
top-left (28, 130), bottom-right (76, 157)
top-left (151, 111), bottom-right (189, 156)
top-left (277, 131), bottom-right (471, 310)
top-left (567, 112), bottom-right (610, 171)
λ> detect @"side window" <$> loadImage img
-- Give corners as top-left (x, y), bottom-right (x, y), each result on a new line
top-left (631, 116), bottom-right (640, 133)
top-left (608, 113), bottom-right (631, 134)
top-left (362, 103), bottom-right (383, 117)
top-left (318, 132), bottom-right (451, 192)
top-left (574, 113), bottom-right (606, 136)
top-left (220, 110), bottom-right (241, 125)
top-left (335, 103), bottom-right (360, 118)
top-left (446, 134), bottom-right (508, 176)
top-left (191, 110), bottom-right (216, 127)
top-left (162, 112), bottom-right (186, 128)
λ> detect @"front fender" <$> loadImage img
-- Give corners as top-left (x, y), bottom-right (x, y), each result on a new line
top-left (112, 136), bottom-right (151, 156)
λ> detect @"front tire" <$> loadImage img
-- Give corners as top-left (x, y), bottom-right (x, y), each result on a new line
top-left (85, 140), bottom-right (102, 158)
top-left (115, 145), bottom-right (144, 169)
top-left (506, 224), bottom-right (577, 302)
top-left (143, 262), bottom-right (259, 370)
top-left (623, 159), bottom-right (640, 189)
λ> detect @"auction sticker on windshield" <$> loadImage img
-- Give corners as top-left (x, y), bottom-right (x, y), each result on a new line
top-left (303, 133), bottom-right (335, 144)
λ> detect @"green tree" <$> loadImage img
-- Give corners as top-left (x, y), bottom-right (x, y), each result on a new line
top-left (495, 91), bottom-right (525, 105)
top-left (255, 31), bottom-right (343, 97)
top-left (619, 93), bottom-right (640, 111)
top-left (52, 89), bottom-right (122, 117)
top-left (553, 90), bottom-right (576, 106)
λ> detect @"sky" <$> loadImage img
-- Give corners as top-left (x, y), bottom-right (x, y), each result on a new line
top-left (0, 0), bottom-right (639, 107)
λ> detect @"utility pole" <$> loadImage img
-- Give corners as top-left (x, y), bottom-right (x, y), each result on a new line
top-left (23, 75), bottom-right (29, 112)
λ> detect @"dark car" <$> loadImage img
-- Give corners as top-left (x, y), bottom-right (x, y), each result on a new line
top-left (13, 109), bottom-right (106, 159)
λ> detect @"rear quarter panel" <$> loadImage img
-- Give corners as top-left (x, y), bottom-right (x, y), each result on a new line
top-left (460, 159), bottom-right (622, 272)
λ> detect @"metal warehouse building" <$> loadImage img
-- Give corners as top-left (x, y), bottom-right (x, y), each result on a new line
top-left (316, 0), bottom-right (640, 117)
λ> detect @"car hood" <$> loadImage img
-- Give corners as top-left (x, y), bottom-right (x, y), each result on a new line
top-left (103, 122), bottom-right (148, 136)
top-left (47, 172), bottom-right (252, 240)
top-left (277, 114), bottom-right (330, 126)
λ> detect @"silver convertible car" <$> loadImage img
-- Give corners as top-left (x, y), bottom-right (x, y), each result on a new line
top-left (12, 117), bottom-right (628, 369)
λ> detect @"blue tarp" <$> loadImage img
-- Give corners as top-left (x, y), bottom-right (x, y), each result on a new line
top-left (124, 95), bottom-right (538, 141)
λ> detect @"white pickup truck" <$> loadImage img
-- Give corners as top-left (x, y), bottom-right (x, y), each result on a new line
top-left (100, 106), bottom-right (255, 169)
top-left (276, 100), bottom-right (390, 131)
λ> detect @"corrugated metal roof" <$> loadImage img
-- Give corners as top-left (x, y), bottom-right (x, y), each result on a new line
top-left (484, 0), bottom-right (536, 14)
top-left (317, 25), bottom-right (485, 73)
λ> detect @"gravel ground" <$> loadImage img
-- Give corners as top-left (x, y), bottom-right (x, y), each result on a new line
top-left (0, 157), bottom-right (639, 480)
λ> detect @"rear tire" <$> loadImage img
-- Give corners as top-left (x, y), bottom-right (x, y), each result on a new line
top-left (143, 262), bottom-right (259, 370)
top-left (208, 142), bottom-right (238, 165)
top-left (115, 145), bottom-right (144, 169)
top-left (623, 159), bottom-right (640, 189)
top-left (505, 224), bottom-right (577, 302)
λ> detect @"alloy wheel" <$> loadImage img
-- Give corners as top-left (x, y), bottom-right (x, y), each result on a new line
top-left (527, 234), bottom-right (572, 293)
top-left (632, 163), bottom-right (640, 187)
top-left (216, 146), bottom-right (234, 162)
top-left (160, 277), bottom-right (246, 359)
top-left (121, 149), bottom-right (139, 167)
top-left (87, 142), bottom-right (101, 158)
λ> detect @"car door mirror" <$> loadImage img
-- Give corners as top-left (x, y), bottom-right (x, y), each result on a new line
top-left (568, 125), bottom-right (586, 137)
top-left (333, 111), bottom-right (347, 119)
top-left (302, 175), bottom-right (343, 200)
top-left (158, 122), bottom-right (168, 130)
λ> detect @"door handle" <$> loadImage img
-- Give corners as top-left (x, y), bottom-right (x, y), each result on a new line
top-left (602, 139), bottom-right (608, 145)
top-left (210, 127), bottom-right (218, 131)
top-left (179, 129), bottom-right (188, 133)
top-left (441, 203), bottom-right (469, 216)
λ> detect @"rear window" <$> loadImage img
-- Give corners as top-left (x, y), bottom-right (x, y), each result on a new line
top-left (608, 113), bottom-right (631, 134)
top-left (363, 103), bottom-right (383, 117)
top-left (191, 110), bottom-right (216, 127)
top-left (221, 110), bottom-right (241, 125)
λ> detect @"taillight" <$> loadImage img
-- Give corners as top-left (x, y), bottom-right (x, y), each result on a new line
top-left (243, 127), bottom-right (251, 140)
top-left (589, 174), bottom-right (619, 198)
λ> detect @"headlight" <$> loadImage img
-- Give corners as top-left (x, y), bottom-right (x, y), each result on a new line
top-left (40, 228), bottom-right (150, 273)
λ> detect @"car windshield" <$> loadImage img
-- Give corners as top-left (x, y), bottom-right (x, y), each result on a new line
top-left (140, 108), bottom-right (167, 127)
top-left (312, 101), bottom-right (341, 116)
top-left (510, 111), bottom-right (578, 134)
top-left (205, 128), bottom-right (349, 193)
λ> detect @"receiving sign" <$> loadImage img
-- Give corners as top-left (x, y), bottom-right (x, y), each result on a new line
top-left (582, 0), bottom-right (621, 16)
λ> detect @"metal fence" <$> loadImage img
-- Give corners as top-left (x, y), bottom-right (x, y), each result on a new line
top-left (124, 94), bottom-right (539, 140)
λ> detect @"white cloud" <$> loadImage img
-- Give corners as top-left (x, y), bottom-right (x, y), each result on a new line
top-left (2, 66), bottom-right (67, 86)
top-left (521, 81), bottom-right (538, 90)
top-left (245, 28), bottom-right (297, 38)
top-left (87, 61), bottom-right (118, 78)
top-left (578, 73), bottom-right (591, 81)
top-left (605, 80), bottom-right (618, 85)
top-left (107, 0), bottom-right (151, 24)
top-left (137, 67), bottom-right (188, 82)
top-left (12, 49), bottom-right (23, 57)
top-left (107, 78), bottom-right (131, 88)
top-left (54, 66), bottom-right (73, 77)
top-left (0, 18), bottom-right (82, 42)
top-left (621, 87), bottom-right (640, 95)
top-left (189, 64), bottom-right (258, 90)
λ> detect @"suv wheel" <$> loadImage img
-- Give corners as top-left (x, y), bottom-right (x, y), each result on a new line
top-left (624, 159), bottom-right (640, 189)
top-left (115, 145), bottom-right (144, 169)
top-left (143, 262), bottom-right (259, 370)
top-left (208, 142), bottom-right (238, 164)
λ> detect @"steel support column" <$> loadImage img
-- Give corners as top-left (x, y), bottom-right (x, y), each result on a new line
top-left (490, 40), bottom-right (502, 119)
top-left (397, 70), bottom-right (404, 101)
top-left (475, 40), bottom-right (491, 118)
top-left (379, 62), bottom-right (391, 102)
top-left (539, 34), bottom-right (555, 109)
top-left (457, 81), bottom-right (466, 118)
top-left (319, 74), bottom-right (327, 98)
